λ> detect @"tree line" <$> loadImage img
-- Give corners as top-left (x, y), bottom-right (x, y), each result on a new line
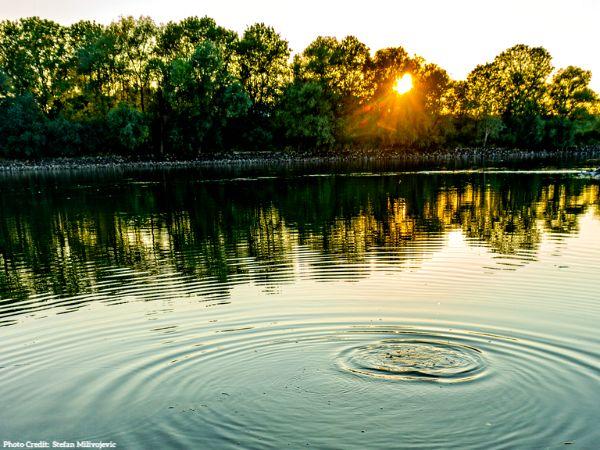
top-left (0, 16), bottom-right (598, 158)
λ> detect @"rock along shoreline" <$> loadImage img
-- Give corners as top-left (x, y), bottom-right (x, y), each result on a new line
top-left (1, 147), bottom-right (600, 172)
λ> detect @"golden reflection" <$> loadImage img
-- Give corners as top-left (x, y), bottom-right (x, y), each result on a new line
top-left (0, 176), bottom-right (598, 302)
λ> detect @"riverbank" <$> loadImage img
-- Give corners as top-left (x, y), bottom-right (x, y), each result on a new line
top-left (1, 147), bottom-right (600, 172)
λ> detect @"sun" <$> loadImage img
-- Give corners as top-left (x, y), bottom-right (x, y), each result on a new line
top-left (393, 73), bottom-right (413, 95)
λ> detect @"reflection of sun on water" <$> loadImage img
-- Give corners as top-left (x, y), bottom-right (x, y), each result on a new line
top-left (447, 230), bottom-right (466, 248)
top-left (393, 73), bottom-right (413, 95)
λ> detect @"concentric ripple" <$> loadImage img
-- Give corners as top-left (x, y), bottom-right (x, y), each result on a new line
top-left (1, 315), bottom-right (600, 449)
top-left (148, 322), bottom-right (599, 448)
top-left (338, 338), bottom-right (486, 382)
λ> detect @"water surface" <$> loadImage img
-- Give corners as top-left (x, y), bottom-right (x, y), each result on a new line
top-left (1, 164), bottom-right (599, 448)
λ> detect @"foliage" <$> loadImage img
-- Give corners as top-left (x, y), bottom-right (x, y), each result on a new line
top-left (0, 93), bottom-right (46, 157)
top-left (234, 23), bottom-right (292, 148)
top-left (0, 17), bottom-right (598, 159)
top-left (237, 23), bottom-right (291, 111)
top-left (163, 41), bottom-right (250, 155)
top-left (107, 103), bottom-right (150, 153)
top-left (275, 81), bottom-right (335, 148)
top-left (0, 18), bottom-right (72, 114)
top-left (295, 36), bottom-right (372, 116)
top-left (460, 64), bottom-right (504, 146)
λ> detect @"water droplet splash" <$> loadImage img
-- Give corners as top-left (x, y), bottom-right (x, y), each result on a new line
top-left (337, 338), bottom-right (486, 382)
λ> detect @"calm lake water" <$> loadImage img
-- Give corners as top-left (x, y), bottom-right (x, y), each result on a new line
top-left (1, 162), bottom-right (599, 449)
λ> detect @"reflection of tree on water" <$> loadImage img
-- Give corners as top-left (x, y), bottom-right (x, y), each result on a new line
top-left (0, 173), bottom-right (598, 307)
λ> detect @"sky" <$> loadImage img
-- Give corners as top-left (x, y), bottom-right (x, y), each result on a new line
top-left (1, 0), bottom-right (599, 90)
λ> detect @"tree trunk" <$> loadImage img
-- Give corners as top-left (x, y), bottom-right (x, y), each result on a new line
top-left (483, 125), bottom-right (489, 148)
top-left (159, 89), bottom-right (167, 156)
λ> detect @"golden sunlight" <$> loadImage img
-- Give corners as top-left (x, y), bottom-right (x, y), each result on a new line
top-left (393, 73), bottom-right (413, 95)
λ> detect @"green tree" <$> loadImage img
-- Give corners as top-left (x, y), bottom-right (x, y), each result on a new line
top-left (237, 23), bottom-right (291, 112)
top-left (493, 45), bottom-right (553, 146)
top-left (548, 66), bottom-right (596, 117)
top-left (295, 36), bottom-right (372, 114)
top-left (546, 66), bottom-right (597, 146)
top-left (71, 20), bottom-right (121, 117)
top-left (0, 18), bottom-right (72, 113)
top-left (0, 93), bottom-right (46, 157)
top-left (461, 63), bottom-right (504, 146)
top-left (107, 103), bottom-right (149, 153)
top-left (456, 45), bottom-right (554, 147)
top-left (156, 16), bottom-right (238, 67)
top-left (235, 23), bottom-right (292, 147)
top-left (0, 69), bottom-right (11, 98)
top-left (163, 41), bottom-right (250, 155)
top-left (275, 81), bottom-right (335, 148)
top-left (46, 117), bottom-right (83, 155)
top-left (152, 17), bottom-right (241, 154)
top-left (109, 16), bottom-right (158, 112)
